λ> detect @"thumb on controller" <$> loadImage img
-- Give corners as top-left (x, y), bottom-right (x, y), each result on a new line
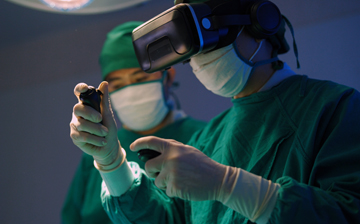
top-left (97, 81), bottom-right (117, 132)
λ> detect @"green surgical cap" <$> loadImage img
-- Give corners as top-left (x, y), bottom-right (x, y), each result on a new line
top-left (99, 21), bottom-right (143, 80)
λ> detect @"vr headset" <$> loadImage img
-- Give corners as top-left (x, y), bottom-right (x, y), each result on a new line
top-left (132, 0), bottom-right (282, 73)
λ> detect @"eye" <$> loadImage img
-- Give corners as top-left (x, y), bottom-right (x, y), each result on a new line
top-left (108, 81), bottom-right (125, 91)
top-left (112, 84), bottom-right (124, 89)
top-left (136, 77), bottom-right (148, 82)
top-left (133, 72), bottom-right (149, 83)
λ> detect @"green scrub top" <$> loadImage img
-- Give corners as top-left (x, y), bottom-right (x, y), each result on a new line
top-left (102, 75), bottom-right (360, 224)
top-left (61, 116), bottom-right (206, 224)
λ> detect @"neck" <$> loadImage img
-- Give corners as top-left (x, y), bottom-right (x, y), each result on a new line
top-left (123, 110), bottom-right (174, 135)
top-left (233, 62), bottom-right (275, 99)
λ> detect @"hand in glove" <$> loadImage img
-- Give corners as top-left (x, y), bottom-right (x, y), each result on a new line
top-left (70, 81), bottom-right (124, 171)
top-left (130, 136), bottom-right (280, 223)
top-left (130, 136), bottom-right (238, 202)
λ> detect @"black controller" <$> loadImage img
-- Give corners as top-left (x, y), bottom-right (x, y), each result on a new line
top-left (79, 87), bottom-right (102, 114)
top-left (137, 149), bottom-right (161, 163)
top-left (79, 87), bottom-right (161, 163)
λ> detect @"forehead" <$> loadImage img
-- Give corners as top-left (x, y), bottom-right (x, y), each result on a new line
top-left (106, 68), bottom-right (145, 79)
top-left (106, 68), bottom-right (163, 82)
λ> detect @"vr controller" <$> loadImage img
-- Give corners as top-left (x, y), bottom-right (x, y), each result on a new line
top-left (80, 87), bottom-right (102, 116)
top-left (132, 0), bottom-right (282, 73)
top-left (79, 87), bottom-right (160, 163)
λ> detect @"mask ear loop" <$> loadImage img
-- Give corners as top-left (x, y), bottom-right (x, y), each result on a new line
top-left (236, 26), bottom-right (264, 63)
top-left (248, 40), bottom-right (263, 62)
top-left (237, 26), bottom-right (245, 37)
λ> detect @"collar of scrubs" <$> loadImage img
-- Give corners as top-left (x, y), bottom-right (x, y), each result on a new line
top-left (258, 62), bottom-right (296, 92)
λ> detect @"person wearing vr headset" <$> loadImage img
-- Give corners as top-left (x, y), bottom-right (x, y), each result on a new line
top-left (68, 1), bottom-right (360, 224)
top-left (65, 21), bottom-right (207, 224)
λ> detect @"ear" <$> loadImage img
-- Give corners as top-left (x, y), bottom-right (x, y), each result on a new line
top-left (165, 67), bottom-right (176, 88)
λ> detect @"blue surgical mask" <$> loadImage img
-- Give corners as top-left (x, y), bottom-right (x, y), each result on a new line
top-left (109, 75), bottom-right (169, 131)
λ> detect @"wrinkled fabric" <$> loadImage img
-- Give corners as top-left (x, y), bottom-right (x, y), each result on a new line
top-left (61, 117), bottom-right (206, 224)
top-left (102, 75), bottom-right (360, 224)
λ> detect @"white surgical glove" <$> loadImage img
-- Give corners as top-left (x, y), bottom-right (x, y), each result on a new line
top-left (130, 136), bottom-right (280, 223)
top-left (130, 136), bottom-right (229, 201)
top-left (70, 82), bottom-right (134, 196)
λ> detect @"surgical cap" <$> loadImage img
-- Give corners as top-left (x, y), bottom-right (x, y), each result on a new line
top-left (99, 21), bottom-right (143, 80)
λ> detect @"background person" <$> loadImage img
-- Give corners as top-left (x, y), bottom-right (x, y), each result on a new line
top-left (63, 21), bottom-right (207, 224)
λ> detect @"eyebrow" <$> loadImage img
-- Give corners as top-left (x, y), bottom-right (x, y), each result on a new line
top-left (106, 69), bottom-right (144, 82)
top-left (129, 69), bottom-right (144, 76)
top-left (106, 77), bottom-right (121, 82)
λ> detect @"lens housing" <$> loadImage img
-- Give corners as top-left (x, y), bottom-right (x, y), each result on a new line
top-left (132, 3), bottom-right (218, 73)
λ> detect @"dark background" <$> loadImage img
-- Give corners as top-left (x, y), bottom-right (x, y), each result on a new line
top-left (0, 0), bottom-right (359, 223)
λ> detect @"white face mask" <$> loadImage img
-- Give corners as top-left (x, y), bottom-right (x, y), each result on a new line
top-left (109, 80), bottom-right (169, 131)
top-left (189, 28), bottom-right (275, 98)
top-left (190, 44), bottom-right (254, 97)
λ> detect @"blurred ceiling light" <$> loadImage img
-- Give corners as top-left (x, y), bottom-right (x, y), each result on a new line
top-left (41, 0), bottom-right (93, 12)
top-left (6, 0), bottom-right (150, 14)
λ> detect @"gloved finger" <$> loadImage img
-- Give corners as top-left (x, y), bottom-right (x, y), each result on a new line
top-left (130, 136), bottom-right (169, 153)
top-left (71, 115), bottom-right (108, 137)
top-left (70, 123), bottom-right (107, 147)
top-left (165, 179), bottom-right (178, 198)
top-left (154, 169), bottom-right (168, 190)
top-left (72, 141), bottom-right (103, 156)
top-left (155, 171), bottom-right (181, 199)
top-left (97, 81), bottom-right (117, 132)
top-left (74, 83), bottom-right (90, 101)
top-left (73, 103), bottom-right (102, 123)
top-left (144, 154), bottom-right (164, 178)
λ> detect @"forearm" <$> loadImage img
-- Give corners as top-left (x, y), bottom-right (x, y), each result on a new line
top-left (93, 145), bottom-right (185, 224)
top-left (220, 167), bottom-right (280, 224)
top-left (101, 163), bottom-right (186, 224)
top-left (94, 147), bottom-right (135, 196)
